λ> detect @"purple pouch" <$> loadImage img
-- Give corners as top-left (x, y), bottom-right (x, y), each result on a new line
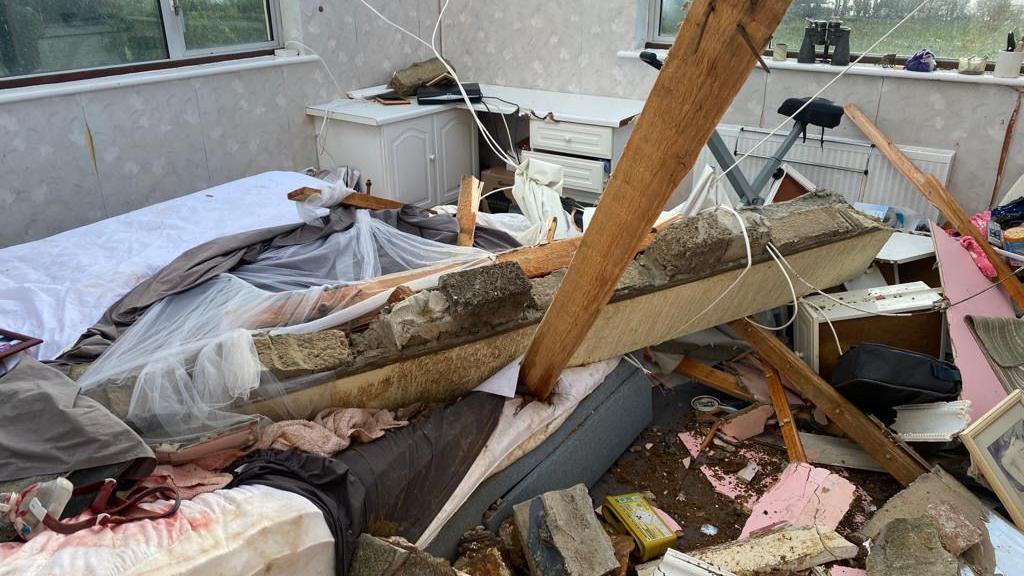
top-left (906, 49), bottom-right (937, 72)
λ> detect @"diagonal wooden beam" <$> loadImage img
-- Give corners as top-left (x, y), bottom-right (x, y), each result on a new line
top-left (844, 103), bottom-right (1024, 309)
top-left (518, 0), bottom-right (795, 399)
top-left (763, 363), bottom-right (806, 463)
top-left (730, 320), bottom-right (927, 486)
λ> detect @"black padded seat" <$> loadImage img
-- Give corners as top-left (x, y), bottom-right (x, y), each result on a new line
top-left (778, 97), bottom-right (844, 129)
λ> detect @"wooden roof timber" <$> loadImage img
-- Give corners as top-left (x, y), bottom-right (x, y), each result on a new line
top-left (518, 0), bottom-right (796, 400)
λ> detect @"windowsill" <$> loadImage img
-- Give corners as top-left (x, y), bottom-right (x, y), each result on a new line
top-left (616, 49), bottom-right (1024, 88)
top-left (0, 54), bottom-right (320, 106)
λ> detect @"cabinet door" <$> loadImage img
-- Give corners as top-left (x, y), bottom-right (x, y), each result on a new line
top-left (434, 110), bottom-right (478, 205)
top-left (382, 116), bottom-right (435, 207)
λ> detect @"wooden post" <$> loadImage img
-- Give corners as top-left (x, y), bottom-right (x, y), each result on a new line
top-left (844, 103), bottom-right (1024, 309)
top-left (764, 364), bottom-right (806, 463)
top-left (518, 0), bottom-right (795, 399)
top-left (674, 357), bottom-right (755, 403)
top-left (730, 320), bottom-right (927, 486)
top-left (456, 176), bottom-right (484, 247)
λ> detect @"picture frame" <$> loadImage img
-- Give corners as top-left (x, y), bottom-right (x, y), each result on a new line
top-left (0, 328), bottom-right (43, 361)
top-left (961, 389), bottom-right (1024, 530)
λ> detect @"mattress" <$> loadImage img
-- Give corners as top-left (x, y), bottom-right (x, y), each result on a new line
top-left (0, 485), bottom-right (334, 576)
top-left (0, 171), bottom-right (328, 360)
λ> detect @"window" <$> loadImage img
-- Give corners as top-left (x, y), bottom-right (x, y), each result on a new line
top-left (652, 0), bottom-right (1023, 59)
top-left (0, 0), bottom-right (279, 81)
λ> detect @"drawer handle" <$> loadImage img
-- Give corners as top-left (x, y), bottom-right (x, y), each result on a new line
top-left (562, 135), bottom-right (572, 142)
top-left (428, 154), bottom-right (436, 161)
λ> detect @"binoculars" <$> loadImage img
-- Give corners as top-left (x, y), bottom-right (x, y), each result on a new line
top-left (798, 19), bottom-right (851, 66)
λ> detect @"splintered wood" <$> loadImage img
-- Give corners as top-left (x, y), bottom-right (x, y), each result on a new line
top-left (456, 176), bottom-right (484, 247)
top-left (519, 0), bottom-right (796, 399)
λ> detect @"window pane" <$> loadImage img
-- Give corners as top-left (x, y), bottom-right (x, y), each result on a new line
top-left (0, 0), bottom-right (167, 78)
top-left (659, 0), bottom-right (688, 38)
top-left (774, 0), bottom-right (1022, 58)
top-left (181, 0), bottom-right (272, 51)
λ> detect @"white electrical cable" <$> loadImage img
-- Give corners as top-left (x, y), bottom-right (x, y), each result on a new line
top-left (745, 245), bottom-right (800, 331)
top-left (711, 0), bottom-right (935, 188)
top-left (285, 40), bottom-right (346, 169)
top-left (767, 243), bottom-right (914, 318)
top-left (801, 297), bottom-right (844, 355)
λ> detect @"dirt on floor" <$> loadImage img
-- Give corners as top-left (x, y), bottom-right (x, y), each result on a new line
top-left (605, 408), bottom-right (903, 557)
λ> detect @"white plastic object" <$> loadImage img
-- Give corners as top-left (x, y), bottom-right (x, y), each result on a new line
top-left (9, 478), bottom-right (73, 541)
top-left (78, 211), bottom-right (490, 443)
top-left (294, 180), bottom-right (352, 226)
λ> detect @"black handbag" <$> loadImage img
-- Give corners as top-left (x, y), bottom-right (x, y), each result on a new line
top-left (830, 344), bottom-right (962, 424)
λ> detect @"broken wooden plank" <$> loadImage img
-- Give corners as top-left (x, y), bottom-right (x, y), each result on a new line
top-left (764, 364), bottom-right (806, 463)
top-left (287, 186), bottom-right (321, 202)
top-left (730, 319), bottom-right (928, 486)
top-left (456, 176), bottom-right (484, 247)
top-left (844, 102), bottom-right (1024, 309)
top-left (519, 0), bottom-right (796, 400)
top-left (342, 192), bottom-right (406, 211)
top-left (674, 357), bottom-right (755, 403)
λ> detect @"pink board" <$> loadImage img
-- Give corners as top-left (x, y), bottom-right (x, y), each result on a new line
top-left (739, 462), bottom-right (855, 539)
top-left (678, 432), bottom-right (781, 509)
top-left (932, 224), bottom-right (1014, 420)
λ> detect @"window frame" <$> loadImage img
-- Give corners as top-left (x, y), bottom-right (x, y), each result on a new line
top-left (0, 0), bottom-right (282, 89)
top-left (161, 0), bottom-right (282, 59)
top-left (646, 0), bottom-right (679, 47)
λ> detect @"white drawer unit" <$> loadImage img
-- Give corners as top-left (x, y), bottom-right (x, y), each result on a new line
top-left (522, 150), bottom-right (606, 196)
top-left (530, 119), bottom-right (614, 160)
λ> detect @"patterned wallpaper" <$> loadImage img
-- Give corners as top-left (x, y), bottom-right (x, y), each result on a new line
top-left (0, 0), bottom-right (439, 248)
top-left (2, 0), bottom-right (1024, 247)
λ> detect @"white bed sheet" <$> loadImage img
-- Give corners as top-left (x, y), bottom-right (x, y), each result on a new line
top-left (0, 171), bottom-right (328, 360)
top-left (0, 484), bottom-right (334, 576)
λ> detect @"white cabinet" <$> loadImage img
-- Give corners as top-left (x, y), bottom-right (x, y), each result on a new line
top-left (307, 102), bottom-right (478, 207)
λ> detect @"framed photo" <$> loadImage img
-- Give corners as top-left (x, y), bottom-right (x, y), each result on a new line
top-left (961, 390), bottom-right (1024, 530)
top-left (0, 329), bottom-right (42, 360)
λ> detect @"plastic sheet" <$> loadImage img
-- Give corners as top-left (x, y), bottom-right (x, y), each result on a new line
top-left (78, 211), bottom-right (490, 443)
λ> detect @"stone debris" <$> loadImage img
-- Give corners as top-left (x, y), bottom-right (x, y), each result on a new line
top-left (253, 329), bottom-right (352, 378)
top-left (454, 547), bottom-right (513, 576)
top-left (512, 483), bottom-right (619, 576)
top-left (866, 517), bottom-right (958, 576)
top-left (690, 526), bottom-right (859, 575)
top-left (438, 262), bottom-right (535, 325)
top-left (350, 534), bottom-right (468, 576)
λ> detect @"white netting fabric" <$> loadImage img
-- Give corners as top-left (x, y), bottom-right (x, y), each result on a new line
top-left (78, 211), bottom-right (491, 443)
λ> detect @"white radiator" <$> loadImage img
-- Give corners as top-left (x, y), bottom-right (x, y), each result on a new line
top-left (698, 124), bottom-right (955, 221)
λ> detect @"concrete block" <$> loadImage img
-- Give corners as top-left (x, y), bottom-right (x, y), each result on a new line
top-left (350, 534), bottom-right (465, 576)
top-left (438, 262), bottom-right (534, 325)
top-left (866, 517), bottom-right (958, 576)
top-left (927, 502), bottom-right (982, 556)
top-left (691, 526), bottom-right (859, 575)
top-left (512, 483), bottom-right (619, 576)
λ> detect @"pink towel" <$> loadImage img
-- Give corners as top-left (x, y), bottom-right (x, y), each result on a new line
top-left (140, 464), bottom-right (232, 500)
top-left (256, 408), bottom-right (408, 457)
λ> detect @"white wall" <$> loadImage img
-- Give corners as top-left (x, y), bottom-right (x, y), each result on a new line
top-left (440, 0), bottom-right (1024, 217)
top-left (0, 0), bottom-right (440, 248)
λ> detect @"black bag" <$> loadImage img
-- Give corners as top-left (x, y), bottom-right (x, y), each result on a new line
top-left (830, 344), bottom-right (962, 424)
